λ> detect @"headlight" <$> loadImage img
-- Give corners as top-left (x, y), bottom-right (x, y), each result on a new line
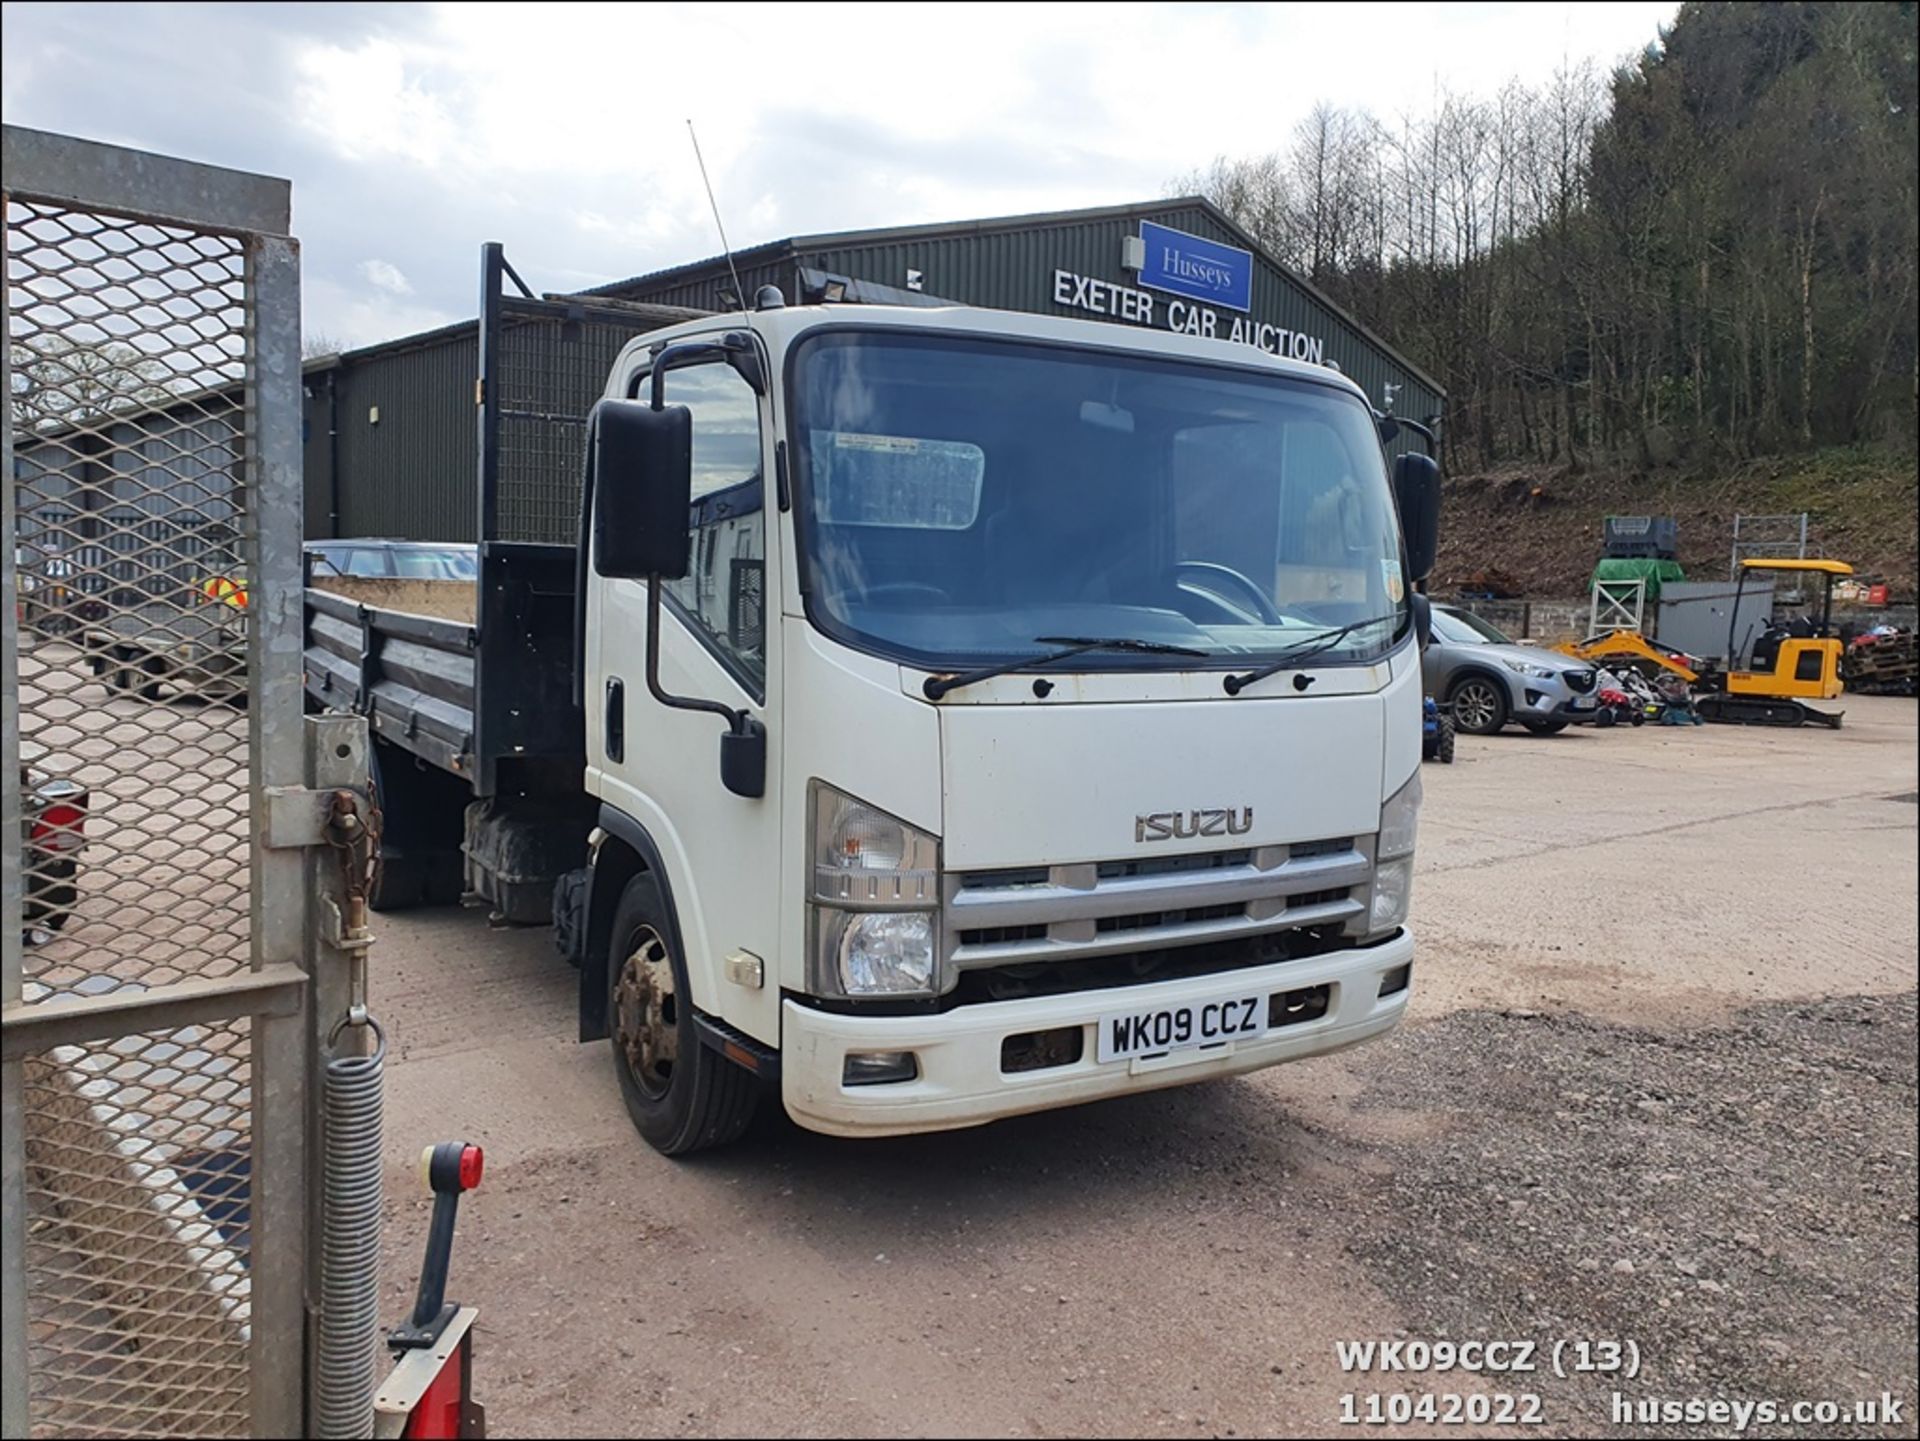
top-left (1370, 857), bottom-right (1413, 932)
top-left (828, 911), bottom-right (935, 995)
top-left (1366, 770), bottom-right (1420, 939)
top-left (1501, 657), bottom-right (1556, 679)
top-left (809, 782), bottom-right (940, 997)
top-left (1377, 769), bottom-right (1421, 861)
top-left (813, 782), bottom-right (938, 901)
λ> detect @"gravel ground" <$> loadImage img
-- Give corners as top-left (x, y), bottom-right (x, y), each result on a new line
top-left (1349, 994), bottom-right (1919, 1437)
top-left (368, 695), bottom-right (1919, 1438)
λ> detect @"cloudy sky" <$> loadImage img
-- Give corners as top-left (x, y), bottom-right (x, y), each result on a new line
top-left (4, 1), bottom-right (1676, 350)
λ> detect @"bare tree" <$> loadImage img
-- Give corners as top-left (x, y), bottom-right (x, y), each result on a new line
top-left (10, 334), bottom-right (175, 433)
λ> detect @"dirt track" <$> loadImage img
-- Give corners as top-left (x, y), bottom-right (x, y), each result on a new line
top-left (372, 698), bottom-right (1919, 1439)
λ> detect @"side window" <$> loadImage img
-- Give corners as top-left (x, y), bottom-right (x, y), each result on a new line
top-left (660, 361), bottom-right (766, 690)
top-left (342, 547), bottom-right (392, 578)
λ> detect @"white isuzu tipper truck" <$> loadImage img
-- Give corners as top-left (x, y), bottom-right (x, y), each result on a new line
top-left (306, 274), bottom-right (1441, 1155)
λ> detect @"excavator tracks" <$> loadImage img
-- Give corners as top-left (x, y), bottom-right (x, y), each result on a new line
top-left (1695, 694), bottom-right (1845, 729)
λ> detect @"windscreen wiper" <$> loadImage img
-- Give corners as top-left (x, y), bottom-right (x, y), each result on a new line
top-left (1221, 614), bottom-right (1403, 696)
top-left (923, 636), bottom-right (1208, 701)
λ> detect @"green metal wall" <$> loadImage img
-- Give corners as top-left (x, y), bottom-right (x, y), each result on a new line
top-left (303, 329), bottom-right (479, 541)
top-left (798, 205), bottom-right (1448, 439)
top-left (308, 202), bottom-right (1446, 541)
top-left (302, 367), bottom-right (336, 538)
top-left (602, 202), bottom-right (1447, 456)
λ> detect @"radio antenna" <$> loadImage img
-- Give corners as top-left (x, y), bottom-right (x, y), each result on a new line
top-left (687, 120), bottom-right (747, 312)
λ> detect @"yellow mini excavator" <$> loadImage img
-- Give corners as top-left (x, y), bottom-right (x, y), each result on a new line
top-left (1694, 558), bottom-right (1850, 728)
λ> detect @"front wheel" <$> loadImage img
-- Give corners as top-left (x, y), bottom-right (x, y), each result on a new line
top-left (609, 876), bottom-right (758, 1156)
top-left (1448, 676), bottom-right (1509, 735)
top-left (1435, 715), bottom-right (1456, 763)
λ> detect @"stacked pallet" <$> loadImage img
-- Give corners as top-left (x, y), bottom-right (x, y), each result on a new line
top-left (1843, 630), bottom-right (1918, 695)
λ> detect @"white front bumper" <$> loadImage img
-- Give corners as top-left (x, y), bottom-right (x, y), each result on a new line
top-left (781, 929), bottom-right (1414, 1137)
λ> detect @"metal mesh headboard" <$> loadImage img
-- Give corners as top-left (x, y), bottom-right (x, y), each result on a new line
top-left (491, 304), bottom-right (649, 544)
top-left (479, 245), bottom-right (712, 545)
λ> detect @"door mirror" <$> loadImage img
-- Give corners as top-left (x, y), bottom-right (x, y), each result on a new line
top-left (1391, 452), bottom-right (1441, 584)
top-left (1411, 591), bottom-right (1432, 648)
top-left (592, 398), bottom-right (692, 580)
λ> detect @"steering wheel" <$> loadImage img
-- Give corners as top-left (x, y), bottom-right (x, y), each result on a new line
top-left (1175, 562), bottom-right (1284, 626)
top-left (861, 581), bottom-right (955, 607)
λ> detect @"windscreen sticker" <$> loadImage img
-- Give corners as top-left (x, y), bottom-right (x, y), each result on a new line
top-left (833, 431), bottom-right (921, 453)
top-left (1382, 557), bottom-right (1405, 603)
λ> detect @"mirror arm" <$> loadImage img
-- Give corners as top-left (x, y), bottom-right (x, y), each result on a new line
top-left (644, 581), bottom-right (766, 799)
top-left (1395, 416), bottom-right (1438, 456)
top-left (644, 578), bottom-right (750, 733)
top-left (650, 333), bottom-right (766, 411)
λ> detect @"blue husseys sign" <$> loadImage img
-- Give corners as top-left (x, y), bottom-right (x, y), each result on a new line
top-left (1137, 220), bottom-right (1252, 313)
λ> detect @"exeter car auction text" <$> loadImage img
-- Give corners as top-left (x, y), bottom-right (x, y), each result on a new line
top-left (1052, 269), bottom-right (1328, 363)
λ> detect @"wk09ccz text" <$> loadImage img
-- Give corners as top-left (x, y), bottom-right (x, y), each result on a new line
top-left (1135, 807), bottom-right (1254, 843)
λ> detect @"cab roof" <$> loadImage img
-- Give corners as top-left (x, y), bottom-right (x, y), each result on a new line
top-left (1738, 558), bottom-right (1854, 575)
top-left (611, 301), bottom-right (1375, 406)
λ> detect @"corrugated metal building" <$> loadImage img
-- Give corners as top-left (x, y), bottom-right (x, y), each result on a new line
top-left (302, 321), bottom-right (480, 540)
top-left (14, 384), bottom-right (247, 605)
top-left (301, 197), bottom-right (1446, 540)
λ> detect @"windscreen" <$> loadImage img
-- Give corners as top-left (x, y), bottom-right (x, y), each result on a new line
top-left (1433, 608), bottom-right (1512, 645)
top-left (392, 546), bottom-right (479, 580)
top-left (789, 331), bottom-right (1410, 670)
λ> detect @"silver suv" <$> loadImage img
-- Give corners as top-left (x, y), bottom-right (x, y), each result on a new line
top-left (1423, 605), bottom-right (1598, 735)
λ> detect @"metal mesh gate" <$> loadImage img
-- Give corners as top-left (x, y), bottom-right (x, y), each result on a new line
top-left (5, 127), bottom-right (310, 1440)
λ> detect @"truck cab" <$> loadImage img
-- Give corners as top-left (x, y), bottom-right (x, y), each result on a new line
top-left (575, 298), bottom-right (1435, 1152)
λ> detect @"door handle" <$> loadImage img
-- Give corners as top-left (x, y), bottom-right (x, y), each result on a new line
top-left (604, 677), bottom-right (625, 763)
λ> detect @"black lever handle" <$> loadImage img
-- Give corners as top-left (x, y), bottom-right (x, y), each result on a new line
top-left (389, 1141), bottom-right (483, 1352)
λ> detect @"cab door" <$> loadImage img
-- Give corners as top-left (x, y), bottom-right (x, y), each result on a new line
top-left (586, 352), bottom-right (781, 1045)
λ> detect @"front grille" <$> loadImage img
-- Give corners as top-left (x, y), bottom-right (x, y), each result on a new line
top-left (955, 929), bottom-right (1349, 1005)
top-left (1095, 900), bottom-right (1246, 933)
top-left (944, 836), bottom-right (1372, 971)
top-left (1097, 850), bottom-right (1251, 880)
top-left (1288, 837), bottom-right (1354, 860)
top-left (959, 866), bottom-right (1049, 889)
top-left (957, 922), bottom-right (1049, 947)
top-left (1563, 669), bottom-right (1597, 694)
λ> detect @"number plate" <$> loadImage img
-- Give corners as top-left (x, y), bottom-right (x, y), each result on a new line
top-left (1096, 994), bottom-right (1266, 1064)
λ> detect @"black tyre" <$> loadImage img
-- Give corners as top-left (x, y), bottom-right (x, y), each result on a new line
top-left (365, 738), bottom-right (467, 912)
top-left (1524, 719), bottom-right (1570, 736)
top-left (608, 874), bottom-right (758, 1156)
top-left (368, 848), bottom-right (429, 912)
top-left (98, 649), bottom-right (134, 696)
top-left (134, 656), bottom-right (168, 703)
top-left (1435, 714), bottom-right (1456, 763)
top-left (1448, 675), bottom-right (1509, 735)
top-left (1593, 708), bottom-right (1618, 729)
top-left (24, 861), bottom-right (79, 940)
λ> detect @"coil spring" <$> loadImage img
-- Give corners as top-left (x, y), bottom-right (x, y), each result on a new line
top-left (314, 1017), bottom-right (385, 1439)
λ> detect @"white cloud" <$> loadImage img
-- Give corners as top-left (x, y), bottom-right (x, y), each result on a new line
top-left (1, 1), bottom-right (1678, 348)
top-left (304, 273), bottom-right (460, 350)
top-left (294, 35), bottom-right (460, 168)
top-left (359, 259), bottom-right (413, 295)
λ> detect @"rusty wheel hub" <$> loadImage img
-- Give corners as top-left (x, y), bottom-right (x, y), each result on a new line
top-left (613, 926), bottom-right (678, 1099)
